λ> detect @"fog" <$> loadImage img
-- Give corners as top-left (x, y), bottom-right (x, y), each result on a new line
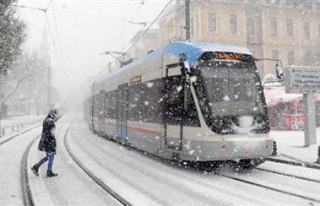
top-left (2, 1), bottom-right (320, 205)
top-left (16, 0), bottom-right (170, 112)
top-left (3, 0), bottom-right (319, 115)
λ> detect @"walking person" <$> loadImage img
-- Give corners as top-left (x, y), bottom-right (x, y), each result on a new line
top-left (31, 109), bottom-right (59, 177)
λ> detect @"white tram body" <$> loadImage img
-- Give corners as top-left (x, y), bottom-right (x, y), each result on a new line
top-left (87, 42), bottom-right (273, 164)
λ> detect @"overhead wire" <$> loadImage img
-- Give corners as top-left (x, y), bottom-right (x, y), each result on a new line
top-left (49, 0), bottom-right (71, 89)
top-left (45, 0), bottom-right (52, 11)
top-left (50, 9), bottom-right (124, 22)
top-left (43, 12), bottom-right (63, 69)
top-left (124, 0), bottom-right (174, 54)
top-left (49, 1), bottom-right (66, 72)
top-left (43, 11), bottom-right (70, 97)
top-left (110, 0), bottom-right (146, 51)
top-left (121, 0), bottom-right (145, 21)
top-left (15, 2), bottom-right (64, 70)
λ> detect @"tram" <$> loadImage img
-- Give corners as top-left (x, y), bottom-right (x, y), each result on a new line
top-left (85, 42), bottom-right (274, 167)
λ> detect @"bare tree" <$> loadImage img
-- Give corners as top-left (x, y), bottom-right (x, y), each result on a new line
top-left (0, 0), bottom-right (26, 126)
top-left (0, 51), bottom-right (48, 115)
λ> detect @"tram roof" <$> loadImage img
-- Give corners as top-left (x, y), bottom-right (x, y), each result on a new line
top-left (94, 42), bottom-right (252, 84)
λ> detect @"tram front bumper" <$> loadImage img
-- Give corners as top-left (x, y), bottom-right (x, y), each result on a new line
top-left (179, 138), bottom-right (274, 162)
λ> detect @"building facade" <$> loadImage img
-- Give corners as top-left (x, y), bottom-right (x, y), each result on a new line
top-left (130, 0), bottom-right (320, 79)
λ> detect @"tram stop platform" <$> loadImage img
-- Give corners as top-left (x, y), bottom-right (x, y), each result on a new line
top-left (268, 129), bottom-right (320, 169)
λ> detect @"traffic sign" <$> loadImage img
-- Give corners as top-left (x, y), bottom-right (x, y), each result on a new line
top-left (285, 66), bottom-right (320, 93)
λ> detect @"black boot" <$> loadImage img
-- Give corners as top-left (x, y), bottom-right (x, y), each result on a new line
top-left (31, 164), bottom-right (39, 176)
top-left (46, 170), bottom-right (58, 177)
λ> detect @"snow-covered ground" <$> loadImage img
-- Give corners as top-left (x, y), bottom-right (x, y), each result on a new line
top-left (0, 115), bottom-right (44, 137)
top-left (1, 115), bottom-right (44, 127)
top-left (0, 114), bottom-right (319, 206)
top-left (271, 129), bottom-right (320, 165)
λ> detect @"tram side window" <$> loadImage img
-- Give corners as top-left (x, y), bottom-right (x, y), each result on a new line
top-left (128, 84), bottom-right (143, 121)
top-left (105, 91), bottom-right (111, 118)
top-left (140, 79), bottom-right (164, 123)
top-left (99, 90), bottom-right (106, 117)
top-left (165, 76), bottom-right (200, 127)
top-left (166, 76), bottom-right (184, 125)
top-left (93, 94), bottom-right (99, 117)
top-left (110, 90), bottom-right (118, 119)
top-left (184, 85), bottom-right (200, 127)
top-left (104, 90), bottom-right (117, 119)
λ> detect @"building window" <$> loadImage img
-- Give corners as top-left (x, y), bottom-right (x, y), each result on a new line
top-left (270, 17), bottom-right (277, 36)
top-left (190, 17), bottom-right (194, 37)
top-left (229, 14), bottom-right (237, 34)
top-left (266, 0), bottom-right (280, 5)
top-left (303, 22), bottom-right (310, 40)
top-left (196, 14), bottom-right (200, 38)
top-left (288, 51), bottom-right (294, 65)
top-left (249, 0), bottom-right (260, 3)
top-left (246, 18), bottom-right (255, 35)
top-left (286, 0), bottom-right (300, 8)
top-left (208, 13), bottom-right (217, 33)
top-left (316, 2), bottom-right (320, 11)
top-left (303, 2), bottom-right (312, 10)
top-left (272, 50), bottom-right (279, 60)
top-left (287, 19), bottom-right (293, 37)
top-left (304, 50), bottom-right (312, 66)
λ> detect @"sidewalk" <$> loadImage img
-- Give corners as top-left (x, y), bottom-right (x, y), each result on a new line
top-left (269, 129), bottom-right (320, 169)
top-left (0, 115), bottom-right (44, 137)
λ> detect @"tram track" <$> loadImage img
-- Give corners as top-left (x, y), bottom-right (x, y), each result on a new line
top-left (20, 116), bottom-right (69, 206)
top-left (63, 116), bottom-right (133, 206)
top-left (255, 167), bottom-right (320, 184)
top-left (212, 168), bottom-right (320, 204)
top-left (69, 116), bottom-right (318, 205)
top-left (21, 134), bottom-right (39, 206)
top-left (19, 113), bottom-right (316, 206)
top-left (73, 115), bottom-right (320, 205)
top-left (266, 157), bottom-right (320, 170)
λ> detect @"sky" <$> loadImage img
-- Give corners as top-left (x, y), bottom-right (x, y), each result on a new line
top-left (15, 0), bottom-right (171, 108)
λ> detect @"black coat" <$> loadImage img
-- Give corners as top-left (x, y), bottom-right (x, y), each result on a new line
top-left (38, 115), bottom-right (56, 153)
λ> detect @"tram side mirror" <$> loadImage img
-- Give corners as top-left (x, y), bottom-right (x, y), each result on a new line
top-left (179, 53), bottom-right (191, 82)
top-left (275, 63), bottom-right (283, 80)
top-left (184, 84), bottom-right (191, 112)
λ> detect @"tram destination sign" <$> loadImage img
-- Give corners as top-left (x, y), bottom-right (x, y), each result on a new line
top-left (285, 66), bottom-right (320, 93)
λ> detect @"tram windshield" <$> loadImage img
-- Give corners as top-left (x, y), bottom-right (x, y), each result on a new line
top-left (194, 60), bottom-right (269, 134)
top-left (202, 61), bottom-right (264, 116)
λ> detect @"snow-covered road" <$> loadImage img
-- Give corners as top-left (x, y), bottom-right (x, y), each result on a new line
top-left (1, 114), bottom-right (319, 206)
top-left (28, 116), bottom-right (122, 206)
top-left (0, 126), bottom-right (41, 205)
top-left (64, 115), bottom-right (320, 206)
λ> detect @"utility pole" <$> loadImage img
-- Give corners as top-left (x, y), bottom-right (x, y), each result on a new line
top-left (0, 73), bottom-right (2, 137)
top-left (47, 55), bottom-right (50, 112)
top-left (108, 62), bottom-right (112, 74)
top-left (185, 0), bottom-right (191, 41)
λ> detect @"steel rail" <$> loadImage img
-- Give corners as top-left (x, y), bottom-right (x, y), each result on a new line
top-left (63, 116), bottom-right (133, 206)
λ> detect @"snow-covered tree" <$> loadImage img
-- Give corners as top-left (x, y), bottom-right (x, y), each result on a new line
top-left (0, 0), bottom-right (26, 74)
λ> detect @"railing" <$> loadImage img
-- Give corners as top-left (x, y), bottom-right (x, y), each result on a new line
top-left (0, 119), bottom-right (42, 137)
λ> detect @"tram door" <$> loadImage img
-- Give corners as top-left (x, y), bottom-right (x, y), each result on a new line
top-left (116, 83), bottom-right (129, 141)
top-left (164, 63), bottom-right (184, 150)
